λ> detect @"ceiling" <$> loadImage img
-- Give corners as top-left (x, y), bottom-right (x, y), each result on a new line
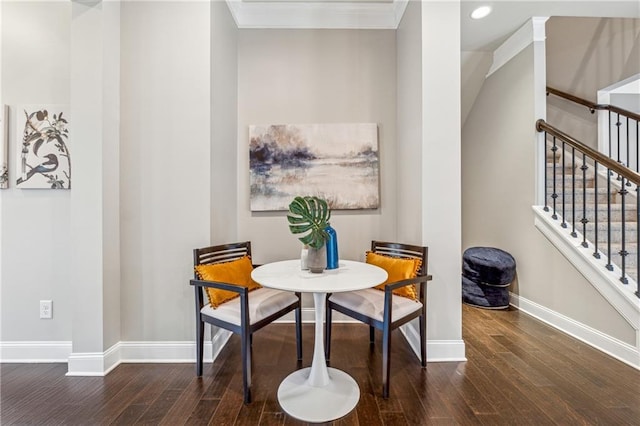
top-left (228, 0), bottom-right (640, 51)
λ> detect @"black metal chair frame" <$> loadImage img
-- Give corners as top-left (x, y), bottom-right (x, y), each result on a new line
top-left (325, 240), bottom-right (432, 398)
top-left (190, 241), bottom-right (302, 403)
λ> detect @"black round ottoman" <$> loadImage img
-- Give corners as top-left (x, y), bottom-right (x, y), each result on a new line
top-left (462, 247), bottom-right (516, 309)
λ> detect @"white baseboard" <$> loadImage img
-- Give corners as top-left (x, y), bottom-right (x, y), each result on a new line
top-left (65, 329), bottom-right (232, 376)
top-left (533, 206), bottom-right (640, 328)
top-left (511, 293), bottom-right (639, 370)
top-left (400, 321), bottom-right (467, 362)
top-left (1, 308), bottom-right (467, 374)
top-left (0, 341), bottom-right (72, 362)
top-left (283, 309), bottom-right (466, 362)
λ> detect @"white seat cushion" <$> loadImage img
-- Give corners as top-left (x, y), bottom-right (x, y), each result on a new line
top-left (329, 288), bottom-right (422, 323)
top-left (200, 288), bottom-right (298, 326)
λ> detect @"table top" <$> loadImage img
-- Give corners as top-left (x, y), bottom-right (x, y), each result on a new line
top-left (251, 259), bottom-right (388, 293)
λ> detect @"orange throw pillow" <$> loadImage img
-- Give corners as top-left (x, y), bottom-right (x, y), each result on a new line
top-left (194, 256), bottom-right (262, 308)
top-left (366, 251), bottom-right (422, 300)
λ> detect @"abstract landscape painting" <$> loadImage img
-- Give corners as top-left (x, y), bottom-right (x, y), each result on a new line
top-left (16, 105), bottom-right (70, 189)
top-left (250, 123), bottom-right (379, 211)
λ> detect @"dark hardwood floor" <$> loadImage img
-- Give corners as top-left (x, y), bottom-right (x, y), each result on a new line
top-left (2, 304), bottom-right (640, 425)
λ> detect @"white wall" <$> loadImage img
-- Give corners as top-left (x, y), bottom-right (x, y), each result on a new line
top-left (462, 45), bottom-right (636, 345)
top-left (237, 29), bottom-right (397, 267)
top-left (69, 0), bottom-right (122, 359)
top-left (420, 1), bottom-right (463, 354)
top-left (119, 1), bottom-right (211, 342)
top-left (0, 1), bottom-right (72, 345)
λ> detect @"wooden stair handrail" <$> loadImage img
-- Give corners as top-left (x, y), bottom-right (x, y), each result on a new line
top-left (546, 86), bottom-right (640, 121)
top-left (536, 119), bottom-right (640, 187)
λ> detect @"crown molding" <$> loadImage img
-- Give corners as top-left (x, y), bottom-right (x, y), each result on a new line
top-left (487, 16), bottom-right (548, 78)
top-left (226, 0), bottom-right (408, 29)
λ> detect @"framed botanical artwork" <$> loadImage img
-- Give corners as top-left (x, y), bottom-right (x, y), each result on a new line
top-left (15, 105), bottom-right (70, 189)
top-left (249, 123), bottom-right (379, 211)
top-left (0, 105), bottom-right (7, 188)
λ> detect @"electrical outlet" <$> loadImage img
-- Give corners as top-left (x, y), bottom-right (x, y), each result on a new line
top-left (40, 300), bottom-right (52, 319)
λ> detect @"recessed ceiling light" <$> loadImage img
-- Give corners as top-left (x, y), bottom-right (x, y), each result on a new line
top-left (470, 5), bottom-right (492, 20)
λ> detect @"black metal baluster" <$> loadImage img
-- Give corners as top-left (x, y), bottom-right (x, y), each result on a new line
top-left (636, 120), bottom-right (640, 173)
top-left (561, 140), bottom-right (566, 226)
top-left (552, 136), bottom-right (558, 220)
top-left (593, 160), bottom-right (600, 259)
top-left (609, 111), bottom-right (614, 178)
top-left (571, 147), bottom-right (577, 237)
top-left (581, 154), bottom-right (588, 247)
top-left (625, 117), bottom-right (631, 186)
top-left (606, 169), bottom-right (613, 271)
top-left (544, 133), bottom-right (549, 212)
top-left (619, 177), bottom-right (628, 284)
top-left (616, 113), bottom-right (622, 181)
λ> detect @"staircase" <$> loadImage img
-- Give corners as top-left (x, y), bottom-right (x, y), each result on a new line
top-left (545, 139), bottom-right (639, 285)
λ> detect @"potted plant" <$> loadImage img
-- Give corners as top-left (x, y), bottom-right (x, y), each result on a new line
top-left (287, 196), bottom-right (331, 273)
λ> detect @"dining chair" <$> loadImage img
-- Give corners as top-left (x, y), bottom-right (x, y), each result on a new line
top-left (191, 241), bottom-right (302, 403)
top-left (325, 240), bottom-right (431, 398)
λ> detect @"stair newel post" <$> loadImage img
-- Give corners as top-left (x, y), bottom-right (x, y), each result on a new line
top-left (606, 169), bottom-right (614, 271)
top-left (571, 147), bottom-right (577, 238)
top-left (580, 154), bottom-right (589, 248)
top-left (619, 177), bottom-right (628, 285)
top-left (593, 160), bottom-right (601, 259)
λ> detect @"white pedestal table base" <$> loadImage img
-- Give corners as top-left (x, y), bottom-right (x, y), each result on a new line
top-left (250, 262), bottom-right (388, 423)
top-left (277, 367), bottom-right (360, 423)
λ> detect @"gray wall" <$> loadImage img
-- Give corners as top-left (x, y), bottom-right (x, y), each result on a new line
top-left (462, 45), bottom-right (636, 345)
top-left (1, 2), bottom-right (465, 362)
top-left (119, 1), bottom-right (211, 341)
top-left (237, 29), bottom-right (397, 267)
top-left (211, 1), bottom-right (239, 245)
top-left (397, 0), bottom-right (423, 244)
top-left (1, 1), bottom-right (72, 343)
top-left (546, 17), bottom-right (640, 149)
top-left (611, 93), bottom-right (640, 113)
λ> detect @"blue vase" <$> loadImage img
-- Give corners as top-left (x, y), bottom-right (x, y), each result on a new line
top-left (325, 225), bottom-right (339, 269)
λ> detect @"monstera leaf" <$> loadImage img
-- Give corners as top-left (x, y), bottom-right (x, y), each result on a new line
top-left (287, 196), bottom-right (331, 249)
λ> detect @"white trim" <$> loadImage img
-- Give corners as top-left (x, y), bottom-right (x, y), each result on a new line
top-left (225, 0), bottom-right (403, 29)
top-left (401, 322), bottom-right (466, 362)
top-left (0, 341), bottom-right (72, 362)
top-left (64, 330), bottom-right (230, 375)
top-left (533, 205), bottom-right (640, 329)
top-left (1, 308), bottom-right (466, 371)
top-left (119, 334), bottom-right (231, 363)
top-left (511, 294), bottom-right (639, 370)
top-left (283, 308), bottom-right (466, 361)
top-left (67, 344), bottom-right (120, 376)
top-left (487, 17), bottom-right (548, 78)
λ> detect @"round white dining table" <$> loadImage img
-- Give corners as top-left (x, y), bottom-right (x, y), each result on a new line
top-left (251, 259), bottom-right (387, 423)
